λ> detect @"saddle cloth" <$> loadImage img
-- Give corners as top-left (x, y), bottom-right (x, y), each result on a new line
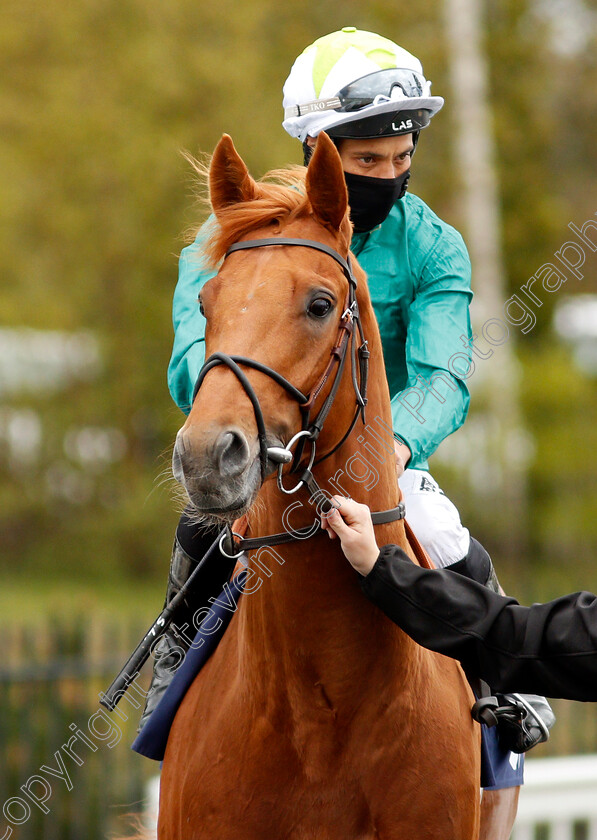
top-left (132, 572), bottom-right (246, 761)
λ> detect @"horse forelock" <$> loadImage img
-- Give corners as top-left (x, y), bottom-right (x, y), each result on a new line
top-left (203, 167), bottom-right (312, 268)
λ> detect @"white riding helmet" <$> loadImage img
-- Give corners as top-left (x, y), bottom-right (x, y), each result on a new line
top-left (283, 27), bottom-right (444, 142)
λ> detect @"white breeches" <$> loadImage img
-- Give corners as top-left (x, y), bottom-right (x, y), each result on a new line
top-left (398, 469), bottom-right (470, 569)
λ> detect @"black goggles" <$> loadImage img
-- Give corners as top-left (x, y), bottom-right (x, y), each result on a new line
top-left (285, 68), bottom-right (426, 119)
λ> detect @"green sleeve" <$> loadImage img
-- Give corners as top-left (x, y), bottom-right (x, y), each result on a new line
top-left (390, 232), bottom-right (473, 467)
top-left (167, 225), bottom-right (218, 414)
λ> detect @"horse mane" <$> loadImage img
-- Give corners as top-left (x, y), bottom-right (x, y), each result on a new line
top-left (183, 151), bottom-right (310, 268)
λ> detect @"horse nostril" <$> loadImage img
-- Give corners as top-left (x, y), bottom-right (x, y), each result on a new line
top-left (215, 429), bottom-right (250, 478)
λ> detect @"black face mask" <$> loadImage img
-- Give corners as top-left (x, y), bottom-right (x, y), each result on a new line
top-left (344, 169), bottom-right (411, 233)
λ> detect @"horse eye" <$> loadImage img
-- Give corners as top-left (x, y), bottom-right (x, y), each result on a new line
top-left (308, 298), bottom-right (333, 318)
top-left (198, 295), bottom-right (205, 317)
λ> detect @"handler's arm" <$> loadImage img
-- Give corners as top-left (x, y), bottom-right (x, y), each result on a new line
top-left (361, 546), bottom-right (597, 701)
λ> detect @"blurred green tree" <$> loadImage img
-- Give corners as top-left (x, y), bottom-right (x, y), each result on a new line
top-left (1, 0), bottom-right (596, 601)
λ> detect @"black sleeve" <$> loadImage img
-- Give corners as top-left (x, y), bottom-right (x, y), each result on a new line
top-left (360, 545), bottom-right (597, 701)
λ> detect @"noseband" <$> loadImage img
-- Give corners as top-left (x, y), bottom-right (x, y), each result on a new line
top-left (192, 237), bottom-right (369, 484)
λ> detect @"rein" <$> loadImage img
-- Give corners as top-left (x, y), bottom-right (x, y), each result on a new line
top-left (192, 236), bottom-right (405, 558)
top-left (223, 502), bottom-right (406, 556)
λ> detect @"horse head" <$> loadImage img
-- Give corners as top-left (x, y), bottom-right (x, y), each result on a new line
top-left (172, 132), bottom-right (373, 524)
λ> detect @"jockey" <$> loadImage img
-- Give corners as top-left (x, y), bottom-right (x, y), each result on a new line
top-left (141, 26), bottom-right (554, 799)
top-left (281, 27), bottom-right (472, 567)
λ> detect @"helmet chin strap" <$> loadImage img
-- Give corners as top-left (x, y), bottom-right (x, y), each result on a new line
top-left (303, 137), bottom-right (340, 166)
top-left (302, 140), bottom-right (314, 166)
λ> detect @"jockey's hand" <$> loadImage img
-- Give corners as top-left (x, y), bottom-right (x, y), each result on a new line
top-left (321, 496), bottom-right (380, 576)
top-left (394, 439), bottom-right (411, 478)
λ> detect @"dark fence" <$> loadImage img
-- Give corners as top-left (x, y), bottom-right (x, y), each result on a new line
top-left (0, 619), bottom-right (156, 840)
top-left (1, 617), bottom-right (597, 839)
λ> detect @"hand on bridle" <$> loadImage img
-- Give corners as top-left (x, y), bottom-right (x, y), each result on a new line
top-left (320, 495), bottom-right (380, 576)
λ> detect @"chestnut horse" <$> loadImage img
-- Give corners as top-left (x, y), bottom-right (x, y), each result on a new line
top-left (159, 133), bottom-right (480, 839)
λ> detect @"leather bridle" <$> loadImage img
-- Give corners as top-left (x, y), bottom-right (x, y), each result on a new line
top-left (193, 238), bottom-right (369, 475)
top-left (191, 236), bottom-right (405, 556)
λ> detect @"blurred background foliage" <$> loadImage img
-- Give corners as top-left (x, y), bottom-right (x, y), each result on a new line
top-left (2, 0), bottom-right (597, 615)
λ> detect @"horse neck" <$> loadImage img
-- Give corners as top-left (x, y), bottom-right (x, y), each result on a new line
top-left (237, 325), bottom-right (421, 704)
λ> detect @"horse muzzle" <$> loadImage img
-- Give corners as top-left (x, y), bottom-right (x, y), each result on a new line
top-left (172, 425), bottom-right (262, 522)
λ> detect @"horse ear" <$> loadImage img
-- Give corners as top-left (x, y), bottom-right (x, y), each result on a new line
top-left (305, 132), bottom-right (348, 231)
top-left (210, 134), bottom-right (259, 215)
